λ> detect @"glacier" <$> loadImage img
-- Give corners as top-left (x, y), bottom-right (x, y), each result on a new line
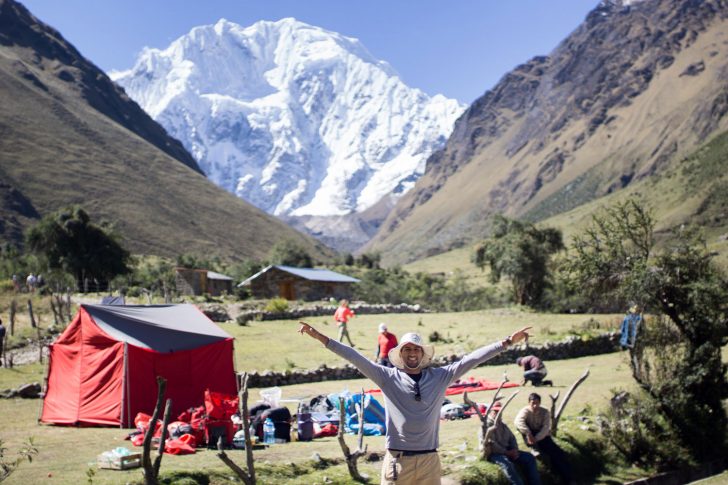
top-left (111, 17), bottom-right (464, 248)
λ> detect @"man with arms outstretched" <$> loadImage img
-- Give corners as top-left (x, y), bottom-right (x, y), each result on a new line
top-left (299, 321), bottom-right (531, 485)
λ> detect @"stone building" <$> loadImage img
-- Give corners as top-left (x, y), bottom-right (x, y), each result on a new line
top-left (175, 268), bottom-right (234, 296)
top-left (238, 265), bottom-right (359, 301)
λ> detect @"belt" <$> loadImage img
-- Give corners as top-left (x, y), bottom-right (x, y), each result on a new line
top-left (389, 448), bottom-right (437, 456)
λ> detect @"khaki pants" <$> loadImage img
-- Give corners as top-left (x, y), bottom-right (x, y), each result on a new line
top-left (337, 323), bottom-right (354, 346)
top-left (381, 450), bottom-right (441, 485)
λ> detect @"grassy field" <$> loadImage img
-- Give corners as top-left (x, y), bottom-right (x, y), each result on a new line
top-left (226, 309), bottom-right (623, 373)
top-left (0, 294), bottom-right (624, 375)
top-left (2, 302), bottom-right (726, 484)
top-left (1, 351), bottom-right (644, 485)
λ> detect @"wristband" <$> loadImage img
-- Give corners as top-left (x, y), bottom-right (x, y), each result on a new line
top-left (503, 336), bottom-right (513, 346)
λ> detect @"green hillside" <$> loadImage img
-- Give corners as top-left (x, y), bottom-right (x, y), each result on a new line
top-left (401, 130), bottom-right (728, 274)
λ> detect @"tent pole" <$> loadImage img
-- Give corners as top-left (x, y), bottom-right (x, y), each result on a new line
top-left (233, 341), bottom-right (240, 394)
top-left (121, 342), bottom-right (129, 428)
top-left (37, 344), bottom-right (52, 424)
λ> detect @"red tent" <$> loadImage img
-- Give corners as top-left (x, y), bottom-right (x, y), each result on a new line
top-left (40, 304), bottom-right (237, 427)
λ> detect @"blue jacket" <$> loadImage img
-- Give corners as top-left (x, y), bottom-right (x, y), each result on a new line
top-left (620, 313), bottom-right (641, 347)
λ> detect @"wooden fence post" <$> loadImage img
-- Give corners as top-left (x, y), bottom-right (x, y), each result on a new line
top-left (27, 300), bottom-right (36, 328)
top-left (10, 299), bottom-right (17, 335)
top-left (217, 372), bottom-right (256, 485)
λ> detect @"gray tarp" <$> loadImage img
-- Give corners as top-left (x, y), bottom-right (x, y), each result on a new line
top-left (84, 304), bottom-right (231, 353)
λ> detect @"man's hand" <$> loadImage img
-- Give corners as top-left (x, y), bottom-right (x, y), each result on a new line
top-left (509, 326), bottom-right (532, 345)
top-left (299, 321), bottom-right (329, 346)
top-left (298, 321), bottom-right (313, 335)
top-left (526, 433), bottom-right (535, 446)
top-left (506, 449), bottom-right (519, 461)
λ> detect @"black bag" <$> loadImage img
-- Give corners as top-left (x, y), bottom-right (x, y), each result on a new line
top-left (261, 407), bottom-right (292, 442)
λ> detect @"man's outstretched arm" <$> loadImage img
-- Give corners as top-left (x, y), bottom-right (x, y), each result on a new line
top-left (446, 326), bottom-right (533, 380)
top-left (298, 321), bottom-right (389, 386)
top-left (299, 321), bottom-right (330, 346)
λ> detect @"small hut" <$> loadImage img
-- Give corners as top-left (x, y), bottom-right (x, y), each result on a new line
top-left (175, 268), bottom-right (234, 296)
top-left (239, 265), bottom-right (359, 301)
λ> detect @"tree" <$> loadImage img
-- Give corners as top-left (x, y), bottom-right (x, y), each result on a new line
top-left (267, 240), bottom-right (313, 267)
top-left (565, 199), bottom-right (728, 462)
top-left (25, 206), bottom-right (131, 291)
top-left (473, 215), bottom-right (564, 306)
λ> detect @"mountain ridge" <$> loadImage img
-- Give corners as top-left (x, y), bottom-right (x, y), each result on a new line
top-left (0, 0), bottom-right (332, 262)
top-left (366, 0), bottom-right (728, 263)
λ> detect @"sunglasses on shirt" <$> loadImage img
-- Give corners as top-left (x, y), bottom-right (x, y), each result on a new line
top-left (414, 382), bottom-right (421, 401)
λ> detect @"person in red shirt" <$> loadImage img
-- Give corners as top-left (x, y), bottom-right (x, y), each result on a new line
top-left (333, 299), bottom-right (355, 347)
top-left (375, 323), bottom-right (398, 367)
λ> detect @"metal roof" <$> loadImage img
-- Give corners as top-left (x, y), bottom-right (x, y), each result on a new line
top-left (238, 265), bottom-right (360, 286)
top-left (207, 270), bottom-right (233, 281)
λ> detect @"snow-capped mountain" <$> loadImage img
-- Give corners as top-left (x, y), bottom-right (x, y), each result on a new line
top-left (112, 18), bottom-right (465, 234)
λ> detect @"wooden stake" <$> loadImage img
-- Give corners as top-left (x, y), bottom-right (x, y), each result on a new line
top-left (9, 299), bottom-right (16, 336)
top-left (27, 299), bottom-right (36, 329)
top-left (337, 395), bottom-right (368, 483)
top-left (464, 382), bottom-right (519, 460)
top-left (142, 376), bottom-right (168, 485)
top-left (217, 372), bottom-right (256, 485)
top-left (550, 369), bottom-right (590, 436)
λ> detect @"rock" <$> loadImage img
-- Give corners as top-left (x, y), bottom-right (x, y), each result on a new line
top-left (17, 383), bottom-right (41, 399)
top-left (201, 304), bottom-right (230, 322)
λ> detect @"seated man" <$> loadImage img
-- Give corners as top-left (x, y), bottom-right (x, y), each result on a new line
top-left (516, 355), bottom-right (551, 386)
top-left (514, 393), bottom-right (572, 484)
top-left (486, 401), bottom-right (541, 485)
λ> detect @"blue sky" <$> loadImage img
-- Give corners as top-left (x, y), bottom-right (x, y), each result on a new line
top-left (21, 0), bottom-right (598, 104)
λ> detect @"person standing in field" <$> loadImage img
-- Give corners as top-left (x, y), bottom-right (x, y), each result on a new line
top-left (298, 320), bottom-right (531, 485)
top-left (334, 298), bottom-right (356, 347)
top-left (375, 323), bottom-right (398, 367)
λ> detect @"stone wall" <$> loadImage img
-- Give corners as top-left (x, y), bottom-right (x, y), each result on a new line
top-left (244, 332), bottom-right (622, 388)
top-left (237, 302), bottom-right (426, 323)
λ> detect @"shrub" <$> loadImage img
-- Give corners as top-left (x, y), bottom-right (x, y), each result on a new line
top-left (565, 199), bottom-right (728, 463)
top-left (460, 460), bottom-right (511, 485)
top-left (597, 391), bottom-right (692, 471)
top-left (264, 298), bottom-right (289, 313)
top-left (236, 314), bottom-right (252, 326)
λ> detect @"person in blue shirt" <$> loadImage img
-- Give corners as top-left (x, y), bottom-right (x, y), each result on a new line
top-left (620, 305), bottom-right (642, 349)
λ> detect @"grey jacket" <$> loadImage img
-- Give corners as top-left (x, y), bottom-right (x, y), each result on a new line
top-left (326, 339), bottom-right (504, 451)
top-left (486, 415), bottom-right (519, 456)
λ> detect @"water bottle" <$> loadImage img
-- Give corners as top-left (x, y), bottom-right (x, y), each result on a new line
top-left (263, 418), bottom-right (275, 445)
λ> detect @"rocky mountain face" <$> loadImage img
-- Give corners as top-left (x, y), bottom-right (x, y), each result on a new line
top-left (0, 0), bottom-right (201, 174)
top-left (111, 18), bottom-right (464, 252)
top-left (366, 0), bottom-right (728, 263)
top-left (0, 0), bottom-right (332, 261)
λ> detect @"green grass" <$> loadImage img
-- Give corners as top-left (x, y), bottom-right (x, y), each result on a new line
top-left (402, 246), bottom-right (493, 287)
top-left (2, 310), bottom-right (726, 484)
top-left (225, 309), bottom-right (623, 372)
top-left (0, 351), bottom-right (643, 485)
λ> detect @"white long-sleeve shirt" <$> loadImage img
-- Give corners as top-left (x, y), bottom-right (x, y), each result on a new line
top-left (514, 406), bottom-right (551, 442)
